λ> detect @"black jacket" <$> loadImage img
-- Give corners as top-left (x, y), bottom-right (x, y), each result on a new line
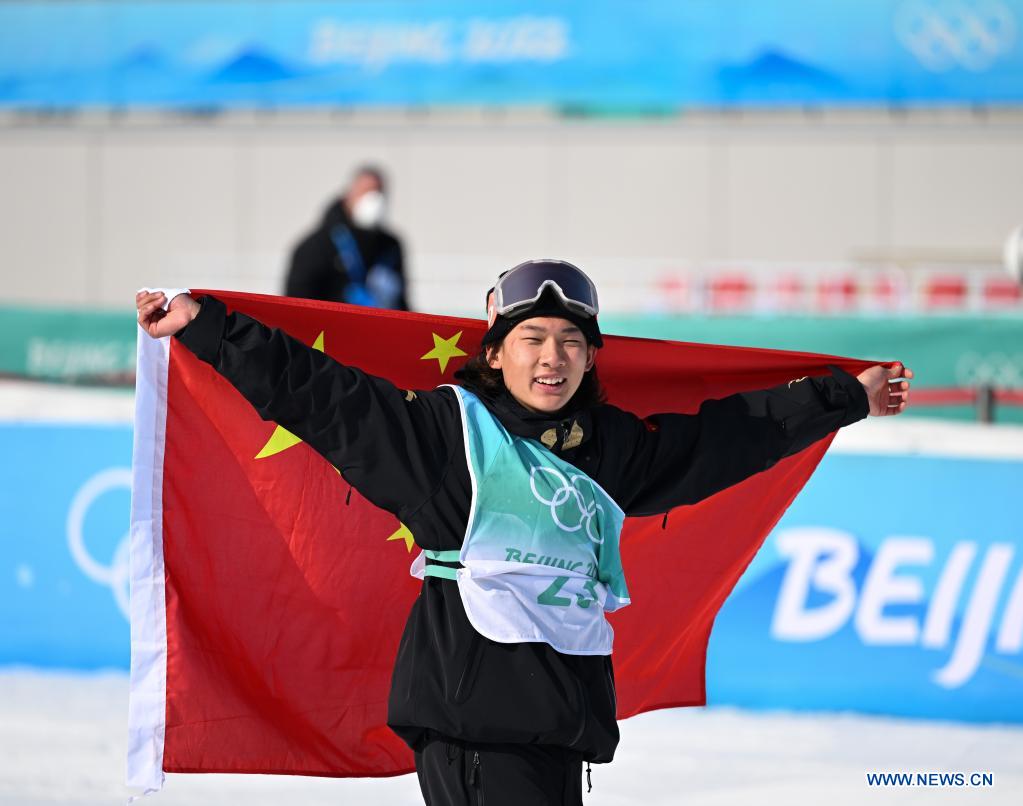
top-left (285, 200), bottom-right (409, 310)
top-left (176, 295), bottom-right (869, 764)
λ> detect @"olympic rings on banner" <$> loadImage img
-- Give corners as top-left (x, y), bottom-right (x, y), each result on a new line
top-left (895, 0), bottom-right (1016, 72)
top-left (66, 467), bottom-right (132, 619)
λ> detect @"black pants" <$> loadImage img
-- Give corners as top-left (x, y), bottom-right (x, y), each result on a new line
top-left (415, 734), bottom-right (585, 806)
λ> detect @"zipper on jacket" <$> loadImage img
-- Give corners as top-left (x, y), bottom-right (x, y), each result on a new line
top-left (469, 750), bottom-right (483, 805)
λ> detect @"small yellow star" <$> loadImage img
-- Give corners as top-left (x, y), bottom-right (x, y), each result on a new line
top-left (421, 331), bottom-right (467, 374)
top-left (387, 523), bottom-right (415, 553)
top-left (257, 331), bottom-right (325, 459)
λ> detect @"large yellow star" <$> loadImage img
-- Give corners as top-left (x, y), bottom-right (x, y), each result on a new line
top-left (256, 331), bottom-right (325, 459)
top-left (421, 331), bottom-right (467, 374)
top-left (387, 523), bottom-right (415, 552)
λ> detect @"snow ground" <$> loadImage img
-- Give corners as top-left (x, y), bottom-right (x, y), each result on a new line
top-left (0, 381), bottom-right (133, 424)
top-left (1, 670), bottom-right (1020, 806)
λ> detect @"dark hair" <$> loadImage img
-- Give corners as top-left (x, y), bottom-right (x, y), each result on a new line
top-left (350, 164), bottom-right (387, 195)
top-left (455, 337), bottom-right (607, 409)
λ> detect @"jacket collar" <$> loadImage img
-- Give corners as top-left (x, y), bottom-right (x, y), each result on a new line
top-left (460, 382), bottom-right (594, 453)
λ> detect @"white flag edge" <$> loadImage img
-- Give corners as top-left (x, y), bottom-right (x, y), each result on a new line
top-left (126, 329), bottom-right (169, 793)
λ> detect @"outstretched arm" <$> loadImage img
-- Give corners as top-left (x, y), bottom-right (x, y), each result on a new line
top-left (613, 364), bottom-right (908, 517)
top-left (135, 289), bottom-right (452, 519)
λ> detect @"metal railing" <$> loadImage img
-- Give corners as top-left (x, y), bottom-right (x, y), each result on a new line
top-left (911, 387), bottom-right (1023, 424)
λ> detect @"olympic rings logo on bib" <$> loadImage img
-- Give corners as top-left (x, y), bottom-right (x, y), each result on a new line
top-left (529, 465), bottom-right (604, 544)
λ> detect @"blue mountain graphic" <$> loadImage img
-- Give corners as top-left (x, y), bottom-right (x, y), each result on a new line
top-left (206, 48), bottom-right (299, 84)
top-left (718, 48), bottom-right (846, 98)
top-left (116, 44), bottom-right (168, 72)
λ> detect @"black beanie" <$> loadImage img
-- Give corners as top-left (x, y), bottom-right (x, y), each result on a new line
top-left (481, 286), bottom-right (603, 348)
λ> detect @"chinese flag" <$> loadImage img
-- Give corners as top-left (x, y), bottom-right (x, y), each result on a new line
top-left (128, 290), bottom-right (874, 790)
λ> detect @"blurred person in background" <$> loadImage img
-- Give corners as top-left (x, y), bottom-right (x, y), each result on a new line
top-left (285, 165), bottom-right (409, 310)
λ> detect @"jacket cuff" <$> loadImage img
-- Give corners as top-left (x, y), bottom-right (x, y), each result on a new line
top-left (174, 294), bottom-right (226, 365)
top-left (827, 364), bottom-right (870, 426)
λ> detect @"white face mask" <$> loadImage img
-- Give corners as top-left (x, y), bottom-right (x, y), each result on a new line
top-left (351, 190), bottom-right (386, 229)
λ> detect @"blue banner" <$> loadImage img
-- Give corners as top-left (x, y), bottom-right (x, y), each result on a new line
top-left (0, 1), bottom-right (1020, 108)
top-left (707, 451), bottom-right (1023, 723)
top-left (0, 423), bottom-right (132, 669)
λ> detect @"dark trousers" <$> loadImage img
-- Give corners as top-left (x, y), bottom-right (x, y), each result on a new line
top-left (415, 734), bottom-right (585, 806)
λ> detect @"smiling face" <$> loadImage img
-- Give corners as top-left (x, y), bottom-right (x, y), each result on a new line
top-left (487, 317), bottom-right (597, 414)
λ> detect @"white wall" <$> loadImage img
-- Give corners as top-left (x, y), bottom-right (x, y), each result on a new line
top-left (1, 110), bottom-right (1021, 316)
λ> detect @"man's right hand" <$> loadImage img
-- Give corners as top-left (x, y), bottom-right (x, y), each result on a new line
top-left (136, 289), bottom-right (200, 338)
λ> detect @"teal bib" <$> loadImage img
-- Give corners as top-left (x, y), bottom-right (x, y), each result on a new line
top-left (411, 386), bottom-right (629, 655)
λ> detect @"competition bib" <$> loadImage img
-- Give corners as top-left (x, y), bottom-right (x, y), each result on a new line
top-left (410, 386), bottom-right (629, 655)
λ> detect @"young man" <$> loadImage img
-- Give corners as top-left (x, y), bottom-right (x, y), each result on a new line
top-left (136, 260), bottom-right (911, 805)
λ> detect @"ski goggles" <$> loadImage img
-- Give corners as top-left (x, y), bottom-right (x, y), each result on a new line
top-left (492, 260), bottom-right (599, 319)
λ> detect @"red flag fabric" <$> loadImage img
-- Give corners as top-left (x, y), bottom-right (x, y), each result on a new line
top-left (128, 290), bottom-right (875, 790)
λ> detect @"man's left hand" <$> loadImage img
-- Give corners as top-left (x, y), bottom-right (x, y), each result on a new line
top-left (857, 363), bottom-right (914, 417)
